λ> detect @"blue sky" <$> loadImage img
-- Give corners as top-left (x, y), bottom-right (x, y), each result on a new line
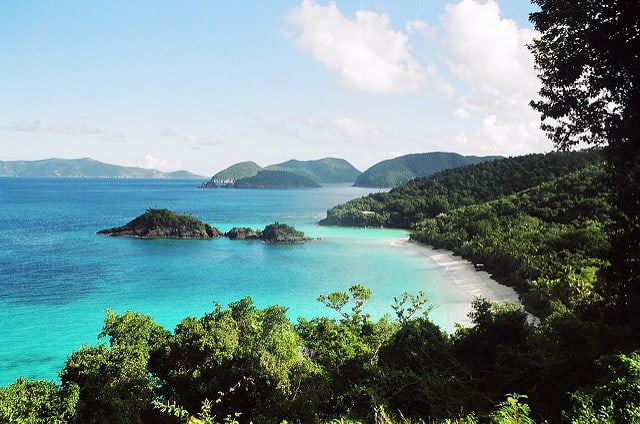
top-left (1, 1), bottom-right (550, 176)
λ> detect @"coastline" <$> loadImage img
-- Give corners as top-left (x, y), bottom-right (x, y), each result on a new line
top-left (426, 248), bottom-right (521, 305)
top-left (398, 240), bottom-right (524, 331)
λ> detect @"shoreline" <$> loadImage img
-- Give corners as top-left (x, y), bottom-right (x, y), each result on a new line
top-left (397, 239), bottom-right (524, 330)
top-left (426, 247), bottom-right (522, 305)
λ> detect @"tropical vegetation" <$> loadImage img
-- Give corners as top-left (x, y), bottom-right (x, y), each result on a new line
top-left (353, 152), bottom-right (501, 188)
top-left (2, 0), bottom-right (639, 422)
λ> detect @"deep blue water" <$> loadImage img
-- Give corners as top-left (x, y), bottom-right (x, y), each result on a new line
top-left (0, 178), bottom-right (473, 385)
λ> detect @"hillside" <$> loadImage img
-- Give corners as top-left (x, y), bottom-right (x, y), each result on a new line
top-left (354, 152), bottom-right (502, 188)
top-left (0, 158), bottom-right (202, 179)
top-left (213, 161), bottom-right (263, 181)
top-left (265, 157), bottom-right (361, 183)
top-left (202, 157), bottom-right (361, 188)
top-left (321, 150), bottom-right (602, 228)
top-left (233, 170), bottom-right (321, 188)
top-left (321, 149), bottom-right (612, 315)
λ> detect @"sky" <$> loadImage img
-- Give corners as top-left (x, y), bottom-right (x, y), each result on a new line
top-left (1, 0), bottom-right (551, 176)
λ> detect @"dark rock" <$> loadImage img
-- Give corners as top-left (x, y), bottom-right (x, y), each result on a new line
top-left (258, 222), bottom-right (312, 243)
top-left (225, 227), bottom-right (261, 240)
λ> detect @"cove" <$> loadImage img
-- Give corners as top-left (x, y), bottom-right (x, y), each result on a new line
top-left (0, 178), bottom-right (516, 385)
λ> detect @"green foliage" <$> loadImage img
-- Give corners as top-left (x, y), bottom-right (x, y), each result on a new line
top-left (99, 208), bottom-right (221, 238)
top-left (150, 297), bottom-right (318, 423)
top-left (0, 378), bottom-right (78, 423)
top-left (233, 170), bottom-right (321, 188)
top-left (391, 291), bottom-right (430, 324)
top-left (321, 150), bottom-right (602, 228)
top-left (411, 164), bottom-right (611, 317)
top-left (565, 352), bottom-right (640, 424)
top-left (212, 161), bottom-right (262, 181)
top-left (259, 222), bottom-right (308, 242)
top-left (297, 285), bottom-right (398, 419)
top-left (529, 0), bottom-right (640, 342)
top-left (2, 286), bottom-right (636, 423)
top-left (489, 394), bottom-right (535, 424)
top-left (265, 157), bottom-right (362, 184)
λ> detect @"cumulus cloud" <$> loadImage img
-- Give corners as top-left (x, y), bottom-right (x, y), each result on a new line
top-left (333, 117), bottom-right (382, 138)
top-left (406, 20), bottom-right (436, 40)
top-left (141, 153), bottom-right (183, 171)
top-left (443, 0), bottom-right (539, 97)
top-left (288, 0), bottom-right (424, 93)
top-left (439, 0), bottom-right (548, 154)
top-left (48, 122), bottom-right (103, 136)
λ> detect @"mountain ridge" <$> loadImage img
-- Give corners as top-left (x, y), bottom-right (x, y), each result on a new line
top-left (354, 152), bottom-right (502, 187)
top-left (202, 157), bottom-right (361, 188)
top-left (0, 158), bottom-right (203, 179)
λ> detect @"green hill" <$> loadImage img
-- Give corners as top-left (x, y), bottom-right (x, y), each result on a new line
top-left (233, 170), bottom-right (321, 188)
top-left (321, 150), bottom-right (602, 228)
top-left (321, 149), bottom-right (608, 316)
top-left (214, 161), bottom-right (263, 181)
top-left (265, 157), bottom-right (361, 183)
top-left (354, 152), bottom-right (502, 188)
top-left (0, 158), bottom-right (202, 178)
top-left (202, 157), bottom-right (361, 188)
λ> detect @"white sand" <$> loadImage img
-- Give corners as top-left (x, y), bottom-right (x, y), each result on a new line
top-left (426, 249), bottom-right (521, 304)
top-left (397, 240), bottom-right (525, 332)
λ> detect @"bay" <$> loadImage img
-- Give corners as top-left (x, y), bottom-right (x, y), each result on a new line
top-left (0, 178), bottom-right (474, 385)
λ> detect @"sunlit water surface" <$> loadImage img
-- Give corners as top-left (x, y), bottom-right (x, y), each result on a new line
top-left (0, 178), bottom-right (476, 384)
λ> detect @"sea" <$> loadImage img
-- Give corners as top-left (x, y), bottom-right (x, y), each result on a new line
top-left (0, 178), bottom-right (477, 386)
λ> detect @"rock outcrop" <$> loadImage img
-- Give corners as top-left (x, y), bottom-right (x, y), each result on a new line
top-left (258, 222), bottom-right (312, 243)
top-left (97, 208), bottom-right (222, 239)
top-left (225, 227), bottom-right (261, 240)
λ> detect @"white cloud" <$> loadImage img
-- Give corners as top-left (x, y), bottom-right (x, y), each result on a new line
top-left (184, 133), bottom-right (219, 146)
top-left (141, 153), bottom-right (183, 171)
top-left (448, 111), bottom-right (550, 155)
top-left (333, 117), bottom-right (382, 138)
top-left (48, 122), bottom-right (103, 136)
top-left (288, 0), bottom-right (424, 93)
top-left (406, 20), bottom-right (436, 40)
top-left (443, 0), bottom-right (539, 97)
top-left (438, 0), bottom-right (548, 155)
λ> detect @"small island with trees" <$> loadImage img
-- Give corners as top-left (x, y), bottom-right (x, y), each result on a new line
top-left (98, 209), bottom-right (312, 243)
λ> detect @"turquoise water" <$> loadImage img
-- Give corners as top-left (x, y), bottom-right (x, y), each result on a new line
top-left (0, 178), bottom-right (472, 385)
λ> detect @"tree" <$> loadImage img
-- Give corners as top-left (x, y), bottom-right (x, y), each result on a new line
top-left (565, 352), bottom-right (640, 423)
top-left (529, 0), bottom-right (640, 335)
top-left (0, 378), bottom-right (78, 423)
top-left (59, 311), bottom-right (168, 423)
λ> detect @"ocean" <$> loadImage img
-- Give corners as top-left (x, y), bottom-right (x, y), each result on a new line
top-left (0, 178), bottom-right (475, 385)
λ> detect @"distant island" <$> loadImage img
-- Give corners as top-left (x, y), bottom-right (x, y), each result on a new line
top-left (0, 158), bottom-right (203, 179)
top-left (99, 209), bottom-right (311, 243)
top-left (233, 170), bottom-right (321, 188)
top-left (201, 153), bottom-right (502, 189)
top-left (201, 157), bottom-right (361, 188)
top-left (353, 152), bottom-right (502, 187)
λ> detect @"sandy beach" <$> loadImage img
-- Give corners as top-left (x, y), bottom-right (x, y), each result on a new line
top-left (427, 249), bottom-right (521, 304)
top-left (398, 240), bottom-right (524, 331)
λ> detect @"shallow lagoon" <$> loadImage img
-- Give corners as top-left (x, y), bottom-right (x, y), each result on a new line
top-left (1, 178), bottom-right (487, 385)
